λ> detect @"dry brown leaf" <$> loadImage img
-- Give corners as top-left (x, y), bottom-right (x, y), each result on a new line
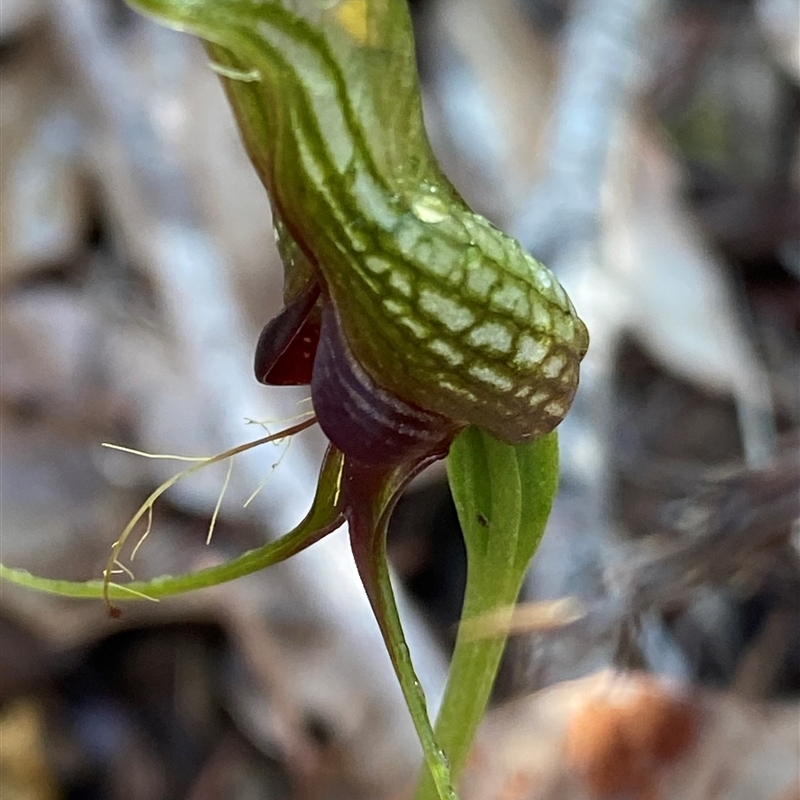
top-left (462, 670), bottom-right (799, 800)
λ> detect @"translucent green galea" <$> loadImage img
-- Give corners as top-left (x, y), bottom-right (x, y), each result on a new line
top-left (129, 0), bottom-right (587, 461)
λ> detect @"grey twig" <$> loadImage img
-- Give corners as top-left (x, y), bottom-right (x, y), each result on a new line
top-left (514, 0), bottom-right (657, 264)
top-left (520, 0), bottom-right (659, 601)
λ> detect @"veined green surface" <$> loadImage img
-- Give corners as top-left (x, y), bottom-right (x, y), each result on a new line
top-left (130, 0), bottom-right (588, 443)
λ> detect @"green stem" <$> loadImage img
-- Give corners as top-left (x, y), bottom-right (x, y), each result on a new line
top-left (413, 570), bottom-right (523, 800)
top-left (414, 429), bottom-right (559, 800)
top-left (372, 543), bottom-right (457, 800)
top-left (346, 459), bottom-right (456, 800)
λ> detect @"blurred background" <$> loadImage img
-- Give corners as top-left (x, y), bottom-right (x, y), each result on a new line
top-left (0, 0), bottom-right (798, 798)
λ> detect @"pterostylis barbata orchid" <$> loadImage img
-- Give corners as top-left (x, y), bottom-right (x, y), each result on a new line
top-left (1, 2), bottom-right (588, 797)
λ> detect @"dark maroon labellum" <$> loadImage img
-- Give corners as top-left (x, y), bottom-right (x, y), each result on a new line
top-left (310, 305), bottom-right (456, 466)
top-left (254, 282), bottom-right (321, 386)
